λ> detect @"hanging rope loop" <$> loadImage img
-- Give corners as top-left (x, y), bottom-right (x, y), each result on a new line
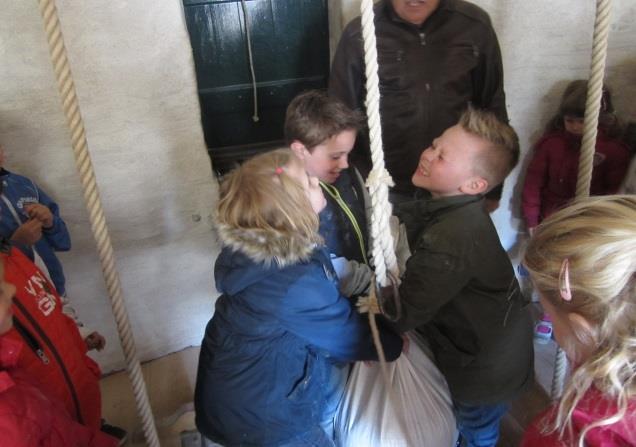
top-left (551, 0), bottom-right (614, 401)
top-left (575, 0), bottom-right (613, 198)
top-left (36, 1), bottom-right (160, 444)
top-left (359, 0), bottom-right (399, 291)
top-left (240, 0), bottom-right (260, 123)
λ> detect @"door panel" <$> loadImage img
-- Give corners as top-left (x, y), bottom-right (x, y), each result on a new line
top-left (183, 0), bottom-right (330, 173)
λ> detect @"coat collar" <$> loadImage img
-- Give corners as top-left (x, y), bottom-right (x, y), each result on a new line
top-left (215, 221), bottom-right (320, 268)
top-left (398, 194), bottom-right (483, 217)
top-left (382, 0), bottom-right (450, 30)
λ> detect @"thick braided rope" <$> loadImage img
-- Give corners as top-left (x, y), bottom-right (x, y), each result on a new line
top-left (37, 1), bottom-right (160, 444)
top-left (360, 0), bottom-right (398, 288)
top-left (575, 0), bottom-right (613, 197)
top-left (551, 0), bottom-right (613, 401)
top-left (551, 349), bottom-right (567, 400)
top-left (358, 0), bottom-right (412, 437)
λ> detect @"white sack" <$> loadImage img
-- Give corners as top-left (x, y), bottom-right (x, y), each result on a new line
top-left (336, 333), bottom-right (457, 447)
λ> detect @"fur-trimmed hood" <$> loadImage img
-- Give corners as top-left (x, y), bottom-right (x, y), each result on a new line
top-left (214, 222), bottom-right (323, 298)
top-left (215, 221), bottom-right (317, 268)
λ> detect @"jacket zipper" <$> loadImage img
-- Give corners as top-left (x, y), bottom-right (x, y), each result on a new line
top-left (12, 316), bottom-right (50, 364)
top-left (12, 298), bottom-right (84, 424)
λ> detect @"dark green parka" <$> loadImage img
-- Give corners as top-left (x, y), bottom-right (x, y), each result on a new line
top-left (394, 195), bottom-right (533, 405)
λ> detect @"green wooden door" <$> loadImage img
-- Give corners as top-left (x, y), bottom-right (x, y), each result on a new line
top-left (183, 0), bottom-right (330, 173)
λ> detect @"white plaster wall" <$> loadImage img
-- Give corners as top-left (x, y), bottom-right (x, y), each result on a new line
top-left (336, 0), bottom-right (636, 256)
top-left (0, 1), bottom-right (220, 372)
top-left (1, 0), bottom-right (635, 376)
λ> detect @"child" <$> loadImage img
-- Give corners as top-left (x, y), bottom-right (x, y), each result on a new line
top-left (521, 81), bottom-right (630, 343)
top-left (0, 254), bottom-right (117, 446)
top-left (0, 239), bottom-right (126, 444)
top-left (0, 143), bottom-right (71, 296)
top-left (0, 143), bottom-right (103, 349)
top-left (286, 90), bottom-right (410, 294)
top-left (391, 108), bottom-right (534, 446)
top-left (522, 195), bottom-right (636, 446)
top-left (522, 80), bottom-right (630, 235)
top-left (285, 90), bottom-right (367, 264)
top-left (194, 148), bottom-right (402, 446)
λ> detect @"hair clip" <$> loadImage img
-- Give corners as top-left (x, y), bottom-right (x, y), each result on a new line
top-left (558, 258), bottom-right (572, 302)
top-left (274, 167), bottom-right (284, 175)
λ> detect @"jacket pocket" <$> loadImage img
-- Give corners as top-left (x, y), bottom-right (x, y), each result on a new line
top-left (437, 43), bottom-right (478, 97)
top-left (427, 325), bottom-right (477, 368)
top-left (286, 352), bottom-right (321, 402)
top-left (378, 49), bottom-right (409, 92)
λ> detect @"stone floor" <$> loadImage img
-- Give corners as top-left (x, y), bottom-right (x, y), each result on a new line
top-left (100, 346), bottom-right (199, 447)
top-left (102, 337), bottom-right (558, 446)
top-left (101, 299), bottom-right (559, 447)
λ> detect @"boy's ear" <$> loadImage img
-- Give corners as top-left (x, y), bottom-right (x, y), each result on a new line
top-left (459, 176), bottom-right (489, 195)
top-left (290, 141), bottom-right (309, 159)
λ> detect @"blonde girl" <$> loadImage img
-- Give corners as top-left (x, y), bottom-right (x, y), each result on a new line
top-left (194, 148), bottom-right (402, 447)
top-left (522, 195), bottom-right (636, 447)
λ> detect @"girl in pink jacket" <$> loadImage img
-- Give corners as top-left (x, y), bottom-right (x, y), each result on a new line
top-left (521, 80), bottom-right (629, 233)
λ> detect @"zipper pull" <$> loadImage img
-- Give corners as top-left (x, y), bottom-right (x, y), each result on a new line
top-left (36, 349), bottom-right (50, 365)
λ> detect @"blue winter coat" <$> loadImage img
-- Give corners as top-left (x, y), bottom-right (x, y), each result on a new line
top-left (195, 243), bottom-right (402, 446)
top-left (0, 169), bottom-right (71, 295)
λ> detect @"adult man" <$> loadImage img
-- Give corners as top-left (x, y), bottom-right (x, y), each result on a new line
top-left (329, 0), bottom-right (508, 204)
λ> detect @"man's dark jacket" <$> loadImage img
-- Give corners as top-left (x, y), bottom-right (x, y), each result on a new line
top-left (329, 0), bottom-right (508, 196)
top-left (394, 195), bottom-right (533, 405)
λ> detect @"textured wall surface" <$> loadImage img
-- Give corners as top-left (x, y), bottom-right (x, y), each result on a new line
top-left (0, 0), bottom-right (634, 376)
top-left (337, 0), bottom-right (636, 254)
top-left (0, 1), bottom-right (219, 372)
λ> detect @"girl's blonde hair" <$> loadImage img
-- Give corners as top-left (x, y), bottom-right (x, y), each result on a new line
top-left (216, 148), bottom-right (322, 265)
top-left (523, 195), bottom-right (636, 446)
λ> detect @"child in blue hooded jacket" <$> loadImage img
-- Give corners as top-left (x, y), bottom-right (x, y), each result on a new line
top-left (194, 148), bottom-right (402, 446)
top-left (0, 144), bottom-right (70, 296)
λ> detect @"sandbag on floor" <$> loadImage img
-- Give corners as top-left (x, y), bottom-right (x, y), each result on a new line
top-left (335, 332), bottom-right (457, 447)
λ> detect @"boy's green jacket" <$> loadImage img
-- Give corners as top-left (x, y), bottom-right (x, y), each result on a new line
top-left (394, 194), bottom-right (534, 405)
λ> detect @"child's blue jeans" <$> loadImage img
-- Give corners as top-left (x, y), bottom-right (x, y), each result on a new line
top-left (453, 400), bottom-right (509, 447)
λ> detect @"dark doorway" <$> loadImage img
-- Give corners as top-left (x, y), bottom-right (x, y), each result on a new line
top-left (183, 0), bottom-right (330, 174)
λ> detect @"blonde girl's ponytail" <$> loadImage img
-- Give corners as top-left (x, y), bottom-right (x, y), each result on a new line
top-left (523, 195), bottom-right (636, 446)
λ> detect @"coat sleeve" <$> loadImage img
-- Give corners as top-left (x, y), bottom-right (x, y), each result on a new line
top-left (281, 267), bottom-right (402, 363)
top-left (473, 24), bottom-right (508, 122)
top-left (394, 237), bottom-right (471, 333)
top-left (35, 183), bottom-right (71, 252)
top-left (522, 142), bottom-right (550, 228)
top-left (328, 20), bottom-right (365, 113)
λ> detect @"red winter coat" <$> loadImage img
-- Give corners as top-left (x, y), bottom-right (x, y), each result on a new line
top-left (522, 387), bottom-right (636, 446)
top-left (521, 130), bottom-right (630, 228)
top-left (0, 338), bottom-right (117, 447)
top-left (0, 247), bottom-right (103, 429)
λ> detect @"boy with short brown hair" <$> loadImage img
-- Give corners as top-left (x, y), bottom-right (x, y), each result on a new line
top-left (393, 108), bottom-right (533, 447)
top-left (286, 91), bottom-right (374, 296)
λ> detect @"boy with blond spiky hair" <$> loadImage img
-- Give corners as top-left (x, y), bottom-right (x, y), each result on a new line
top-left (391, 108), bottom-right (534, 447)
